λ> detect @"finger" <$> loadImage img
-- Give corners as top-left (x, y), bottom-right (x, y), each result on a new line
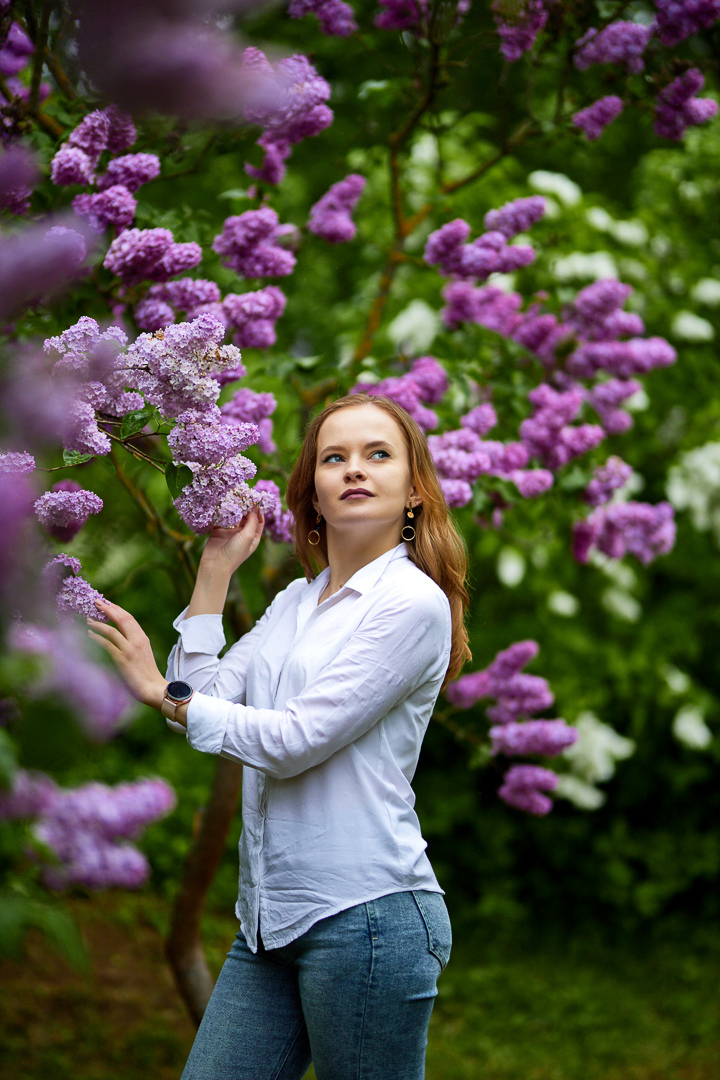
top-left (87, 620), bottom-right (126, 648)
top-left (88, 629), bottom-right (122, 657)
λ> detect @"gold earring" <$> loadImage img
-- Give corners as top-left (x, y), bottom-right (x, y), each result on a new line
top-left (308, 512), bottom-right (322, 546)
top-left (401, 505), bottom-right (416, 542)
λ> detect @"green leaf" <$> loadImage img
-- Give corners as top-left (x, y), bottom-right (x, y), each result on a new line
top-left (62, 450), bottom-right (93, 466)
top-left (165, 462), bottom-right (194, 499)
top-left (294, 355), bottom-right (323, 370)
top-left (120, 407), bottom-right (156, 440)
top-left (0, 895), bottom-right (88, 970)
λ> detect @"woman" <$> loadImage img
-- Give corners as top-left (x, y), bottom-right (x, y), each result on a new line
top-left (89, 394), bottom-right (470, 1080)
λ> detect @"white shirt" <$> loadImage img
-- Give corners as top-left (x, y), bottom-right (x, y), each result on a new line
top-left (166, 543), bottom-right (452, 952)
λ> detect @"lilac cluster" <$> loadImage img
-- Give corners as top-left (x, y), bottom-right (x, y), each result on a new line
top-left (104, 227), bottom-right (201, 285)
top-left (654, 69), bottom-right (719, 140)
top-left (375, 0), bottom-right (428, 32)
top-left (213, 209), bottom-right (296, 279)
top-left (654, 1), bottom-right (720, 46)
top-left (50, 105), bottom-right (139, 188)
top-left (425, 214), bottom-right (538, 282)
top-left (583, 456), bottom-right (633, 507)
top-left (308, 175), bottom-right (366, 244)
top-left (567, 336), bottom-right (677, 380)
top-left (2, 774), bottom-right (176, 891)
top-left (485, 195), bottom-right (546, 239)
top-left (289, 0), bottom-right (358, 36)
top-left (442, 283), bottom-right (523, 333)
top-left (520, 384), bottom-right (605, 470)
top-left (498, 764), bottom-right (558, 815)
top-left (11, 621), bottom-right (133, 740)
top-left (242, 49), bottom-right (333, 186)
top-left (586, 378), bottom-right (642, 436)
top-left (574, 22), bottom-right (653, 73)
top-left (72, 186), bottom-right (137, 234)
top-left (47, 553), bottom-right (109, 622)
top-left (123, 314), bottom-right (242, 419)
top-left (0, 218), bottom-right (91, 322)
top-left (0, 450), bottom-right (35, 474)
top-left (0, 22), bottom-right (34, 78)
top-left (222, 286), bottom-right (287, 349)
top-left (573, 500), bottom-right (676, 564)
top-left (492, 0), bottom-right (548, 62)
top-left (254, 480), bottom-right (295, 543)
top-left (168, 406), bottom-right (259, 466)
top-left (221, 388), bottom-right (278, 454)
top-left (447, 640), bottom-right (574, 814)
top-left (0, 22), bottom-right (51, 123)
top-left (572, 96), bottom-right (625, 140)
top-left (351, 356), bottom-right (448, 433)
top-left (34, 482), bottom-right (103, 542)
top-left (134, 277), bottom-right (220, 332)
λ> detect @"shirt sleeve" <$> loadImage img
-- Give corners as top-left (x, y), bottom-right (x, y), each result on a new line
top-left (184, 589), bottom-right (451, 778)
top-left (164, 585), bottom-right (294, 735)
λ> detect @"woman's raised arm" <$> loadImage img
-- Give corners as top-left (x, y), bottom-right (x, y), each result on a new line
top-left (187, 509), bottom-right (265, 617)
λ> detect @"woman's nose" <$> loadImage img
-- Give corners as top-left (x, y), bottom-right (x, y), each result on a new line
top-left (344, 459), bottom-right (367, 480)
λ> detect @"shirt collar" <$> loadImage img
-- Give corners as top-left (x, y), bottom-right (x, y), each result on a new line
top-left (341, 543), bottom-right (409, 596)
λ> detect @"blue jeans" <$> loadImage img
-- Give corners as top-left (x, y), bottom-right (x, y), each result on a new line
top-left (181, 890), bottom-right (451, 1080)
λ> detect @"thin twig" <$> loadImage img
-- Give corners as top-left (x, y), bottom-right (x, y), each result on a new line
top-left (29, 1), bottom-right (51, 113)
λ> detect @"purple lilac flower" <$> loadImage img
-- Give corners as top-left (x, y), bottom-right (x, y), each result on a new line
top-left (511, 468), bottom-right (554, 498)
top-left (573, 501), bottom-right (676, 565)
top-left (67, 109), bottom-right (111, 166)
top-left (72, 185), bottom-right (137, 233)
top-left (159, 278), bottom-right (222, 312)
top-left (0, 473), bottom-right (34, 593)
top-left (461, 404), bottom-right (498, 436)
top-left (174, 454), bottom-right (277, 533)
top-left (654, 1), bottom-right (720, 46)
top-left (0, 450), bottom-right (35, 474)
top-left (213, 209), bottom-right (296, 279)
top-left (125, 314), bottom-right (241, 419)
top-left (484, 195), bottom-right (546, 239)
top-left (492, 0), bottom-right (548, 62)
top-left (490, 719), bottom-right (577, 757)
top-left (154, 242), bottom-right (203, 281)
top-left (567, 337), bottom-right (676, 379)
top-left (254, 479), bottom-right (295, 542)
top-left (447, 639), bottom-right (554, 724)
top-left (573, 96), bottom-right (625, 140)
top-left (61, 399), bottom-right (111, 456)
top-left (96, 153), bottom-right (160, 192)
top-left (0, 23), bottom-right (34, 77)
top-left (569, 279), bottom-right (633, 338)
top-left (445, 283), bottom-right (525, 335)
top-left (221, 388), bottom-right (277, 426)
top-left (222, 286), bottom-right (286, 348)
top-left (32, 776), bottom-right (175, 890)
top-left (429, 428), bottom-right (492, 484)
top-left (289, 0), bottom-right (358, 36)
top-left (103, 227), bottom-right (174, 283)
top-left (0, 770), bottom-right (58, 820)
top-left (439, 478), bottom-right (473, 507)
top-left (513, 310), bottom-right (569, 364)
top-left (586, 378), bottom-right (641, 435)
top-left (56, 575), bottom-right (109, 622)
top-left (34, 483), bottom-right (103, 542)
top-left (654, 69), bottom-right (719, 140)
top-left (50, 145), bottom-right (96, 186)
top-left (242, 50), bottom-right (333, 186)
top-left (44, 317), bottom-right (127, 376)
top-left (375, 0), bottom-right (428, 31)
top-left (410, 356), bottom-right (449, 403)
top-left (498, 764), bottom-right (557, 815)
top-left (308, 174), bottom-right (366, 243)
top-left (168, 406), bottom-right (259, 466)
top-left (11, 622), bottom-right (133, 740)
top-left (0, 145), bottom-right (39, 214)
top-left (134, 295), bottom-right (175, 331)
top-left (104, 105), bottom-right (136, 153)
top-left (520, 384), bottom-right (605, 470)
top-left (574, 22), bottom-right (653, 74)
top-left (583, 456), bottom-right (633, 507)
top-left (425, 220), bottom-right (537, 282)
top-left (45, 553), bottom-right (83, 578)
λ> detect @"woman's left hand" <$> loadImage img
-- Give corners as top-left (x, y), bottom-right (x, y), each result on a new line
top-left (87, 599), bottom-right (167, 710)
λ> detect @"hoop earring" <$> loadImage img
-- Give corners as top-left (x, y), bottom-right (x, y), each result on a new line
top-left (308, 512), bottom-right (322, 546)
top-left (401, 505), bottom-right (416, 542)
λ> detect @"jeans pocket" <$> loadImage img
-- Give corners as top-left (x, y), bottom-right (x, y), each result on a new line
top-left (411, 890), bottom-right (452, 971)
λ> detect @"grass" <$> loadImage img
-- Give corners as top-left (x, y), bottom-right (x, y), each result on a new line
top-left (1, 894), bottom-right (719, 1079)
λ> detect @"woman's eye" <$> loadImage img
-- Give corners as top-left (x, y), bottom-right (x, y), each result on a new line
top-left (322, 454), bottom-right (343, 463)
top-left (371, 449), bottom-right (390, 459)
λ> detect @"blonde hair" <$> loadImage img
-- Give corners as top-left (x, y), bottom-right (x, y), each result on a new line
top-left (285, 394), bottom-right (471, 684)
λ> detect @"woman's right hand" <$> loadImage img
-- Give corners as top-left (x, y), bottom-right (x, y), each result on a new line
top-left (199, 509), bottom-right (265, 579)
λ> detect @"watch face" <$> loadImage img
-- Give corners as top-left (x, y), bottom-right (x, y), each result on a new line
top-left (166, 680), bottom-right (193, 702)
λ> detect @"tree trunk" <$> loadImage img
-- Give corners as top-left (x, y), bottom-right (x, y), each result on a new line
top-left (165, 756), bottom-right (243, 1027)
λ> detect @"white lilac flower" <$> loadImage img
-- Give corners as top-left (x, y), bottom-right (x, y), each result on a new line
top-left (528, 170), bottom-right (582, 207)
top-left (562, 711), bottom-right (635, 784)
top-left (666, 441), bottom-right (720, 543)
top-left (672, 705), bottom-right (713, 750)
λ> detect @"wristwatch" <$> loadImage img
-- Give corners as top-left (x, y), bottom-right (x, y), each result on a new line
top-left (161, 680), bottom-right (194, 721)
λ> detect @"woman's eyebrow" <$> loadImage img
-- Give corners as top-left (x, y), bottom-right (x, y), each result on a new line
top-left (320, 440), bottom-right (394, 454)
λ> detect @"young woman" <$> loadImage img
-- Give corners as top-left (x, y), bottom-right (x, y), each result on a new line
top-left (89, 394), bottom-right (470, 1080)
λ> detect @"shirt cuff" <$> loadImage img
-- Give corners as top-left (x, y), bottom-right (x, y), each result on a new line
top-left (186, 691), bottom-right (232, 756)
top-left (173, 607), bottom-right (226, 655)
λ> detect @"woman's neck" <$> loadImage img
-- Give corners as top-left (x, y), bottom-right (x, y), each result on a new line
top-left (321, 527), bottom-right (402, 600)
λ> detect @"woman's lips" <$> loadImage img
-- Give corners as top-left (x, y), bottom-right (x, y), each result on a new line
top-left (341, 490), bottom-right (373, 500)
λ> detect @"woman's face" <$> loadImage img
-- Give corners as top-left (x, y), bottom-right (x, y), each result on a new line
top-left (312, 404), bottom-right (418, 539)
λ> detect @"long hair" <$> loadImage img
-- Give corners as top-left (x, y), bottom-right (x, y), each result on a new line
top-left (285, 394), bottom-right (471, 684)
